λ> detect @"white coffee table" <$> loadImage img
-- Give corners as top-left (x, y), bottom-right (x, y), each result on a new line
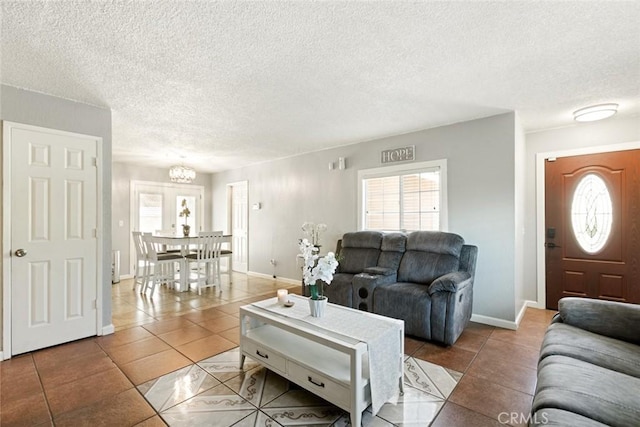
top-left (239, 294), bottom-right (404, 426)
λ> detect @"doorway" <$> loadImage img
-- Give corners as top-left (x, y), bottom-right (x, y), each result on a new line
top-left (227, 181), bottom-right (248, 273)
top-left (2, 122), bottom-right (103, 357)
top-left (544, 149), bottom-right (640, 309)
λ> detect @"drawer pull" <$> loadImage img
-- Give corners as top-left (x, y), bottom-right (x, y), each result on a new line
top-left (256, 350), bottom-right (269, 359)
top-left (308, 376), bottom-right (325, 388)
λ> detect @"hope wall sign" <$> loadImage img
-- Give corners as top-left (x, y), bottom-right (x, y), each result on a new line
top-left (381, 145), bottom-right (415, 164)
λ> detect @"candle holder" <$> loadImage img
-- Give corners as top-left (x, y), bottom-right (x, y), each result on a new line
top-left (277, 289), bottom-right (288, 305)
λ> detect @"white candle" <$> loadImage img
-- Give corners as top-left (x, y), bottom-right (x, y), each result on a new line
top-left (277, 289), bottom-right (288, 304)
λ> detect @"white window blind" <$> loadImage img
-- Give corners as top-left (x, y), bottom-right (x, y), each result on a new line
top-left (139, 193), bottom-right (162, 233)
top-left (359, 160), bottom-right (446, 232)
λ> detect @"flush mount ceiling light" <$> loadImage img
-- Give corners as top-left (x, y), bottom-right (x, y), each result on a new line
top-left (169, 165), bottom-right (196, 183)
top-left (573, 103), bottom-right (618, 122)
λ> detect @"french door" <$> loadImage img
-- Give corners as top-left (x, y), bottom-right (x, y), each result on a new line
top-left (131, 181), bottom-right (204, 234)
top-left (130, 181), bottom-right (204, 272)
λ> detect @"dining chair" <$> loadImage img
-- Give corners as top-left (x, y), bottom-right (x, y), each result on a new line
top-left (132, 231), bottom-right (150, 291)
top-left (220, 248), bottom-right (233, 284)
top-left (141, 233), bottom-right (184, 295)
top-left (185, 230), bottom-right (224, 295)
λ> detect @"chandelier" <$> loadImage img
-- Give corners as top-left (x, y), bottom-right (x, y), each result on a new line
top-left (169, 165), bottom-right (196, 183)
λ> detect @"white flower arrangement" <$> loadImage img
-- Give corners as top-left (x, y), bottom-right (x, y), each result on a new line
top-left (298, 238), bottom-right (339, 300)
top-left (301, 222), bottom-right (327, 247)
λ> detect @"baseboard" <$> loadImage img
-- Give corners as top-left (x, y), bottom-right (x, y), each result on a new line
top-left (101, 324), bottom-right (115, 336)
top-left (470, 313), bottom-right (518, 330)
top-left (111, 274), bottom-right (133, 285)
top-left (276, 277), bottom-right (302, 286)
top-left (247, 271), bottom-right (300, 286)
top-left (0, 351), bottom-right (4, 360)
top-left (246, 271), bottom-right (277, 281)
top-left (527, 299), bottom-right (546, 310)
top-left (515, 301), bottom-right (529, 327)
top-left (472, 299), bottom-right (539, 331)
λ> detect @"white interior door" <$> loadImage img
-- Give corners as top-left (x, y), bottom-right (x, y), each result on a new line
top-left (229, 181), bottom-right (248, 273)
top-left (8, 123), bottom-right (98, 355)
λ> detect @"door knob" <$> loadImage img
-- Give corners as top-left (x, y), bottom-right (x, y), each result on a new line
top-left (544, 242), bottom-right (561, 249)
top-left (14, 249), bottom-right (27, 257)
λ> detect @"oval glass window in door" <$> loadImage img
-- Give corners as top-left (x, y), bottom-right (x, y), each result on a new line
top-left (570, 173), bottom-right (613, 253)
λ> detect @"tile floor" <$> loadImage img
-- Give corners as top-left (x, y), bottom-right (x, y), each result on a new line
top-left (138, 347), bottom-right (464, 426)
top-left (0, 274), bottom-right (556, 426)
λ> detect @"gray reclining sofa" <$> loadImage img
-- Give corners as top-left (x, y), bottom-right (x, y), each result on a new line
top-left (304, 230), bottom-right (478, 346)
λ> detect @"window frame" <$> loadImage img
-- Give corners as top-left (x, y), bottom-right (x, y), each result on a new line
top-left (357, 159), bottom-right (448, 232)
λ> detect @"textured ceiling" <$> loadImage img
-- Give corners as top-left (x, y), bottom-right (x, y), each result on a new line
top-left (2, 1), bottom-right (639, 173)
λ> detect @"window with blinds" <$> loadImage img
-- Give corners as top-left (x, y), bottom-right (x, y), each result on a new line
top-left (139, 193), bottom-right (163, 233)
top-left (359, 160), bottom-right (446, 232)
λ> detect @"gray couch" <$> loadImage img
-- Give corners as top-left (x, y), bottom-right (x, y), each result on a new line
top-left (531, 297), bottom-right (640, 426)
top-left (305, 230), bottom-right (478, 346)
top-left (323, 231), bottom-right (384, 308)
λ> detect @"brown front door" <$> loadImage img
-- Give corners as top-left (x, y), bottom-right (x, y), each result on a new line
top-left (545, 149), bottom-right (640, 310)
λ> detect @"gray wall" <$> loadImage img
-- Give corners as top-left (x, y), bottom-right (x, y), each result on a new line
top-left (514, 113), bottom-right (527, 317)
top-left (212, 113), bottom-right (521, 322)
top-left (523, 115), bottom-right (640, 303)
top-left (0, 84), bottom-right (113, 347)
top-left (111, 162), bottom-right (213, 277)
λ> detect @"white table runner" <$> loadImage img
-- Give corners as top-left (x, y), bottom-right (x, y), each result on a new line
top-left (252, 294), bottom-right (402, 415)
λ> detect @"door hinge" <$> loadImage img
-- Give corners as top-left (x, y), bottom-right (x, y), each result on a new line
top-left (93, 299), bottom-right (97, 309)
top-left (547, 157), bottom-right (557, 162)
top-left (92, 229), bottom-right (97, 238)
top-left (92, 157), bottom-right (97, 167)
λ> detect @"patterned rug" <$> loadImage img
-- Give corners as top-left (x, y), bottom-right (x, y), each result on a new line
top-left (138, 348), bottom-right (462, 426)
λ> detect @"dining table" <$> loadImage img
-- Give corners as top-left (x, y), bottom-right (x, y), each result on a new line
top-left (148, 233), bottom-right (232, 292)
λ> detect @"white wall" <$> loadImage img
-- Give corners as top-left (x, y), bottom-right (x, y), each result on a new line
top-left (213, 113), bottom-right (521, 323)
top-left (0, 84), bottom-right (113, 346)
top-left (111, 162), bottom-right (213, 276)
top-left (523, 115), bottom-right (640, 305)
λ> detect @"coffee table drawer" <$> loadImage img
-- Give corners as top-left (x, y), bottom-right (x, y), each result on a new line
top-left (288, 361), bottom-right (350, 407)
top-left (243, 340), bottom-right (286, 373)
